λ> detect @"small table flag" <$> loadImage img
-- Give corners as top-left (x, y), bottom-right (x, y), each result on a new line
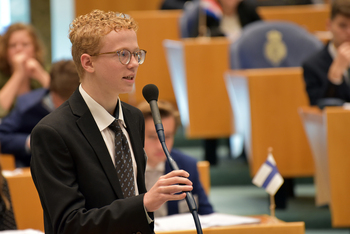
top-left (252, 149), bottom-right (284, 196)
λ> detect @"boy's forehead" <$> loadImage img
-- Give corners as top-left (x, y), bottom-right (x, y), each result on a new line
top-left (99, 29), bottom-right (136, 45)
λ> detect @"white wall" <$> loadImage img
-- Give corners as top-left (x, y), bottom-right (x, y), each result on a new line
top-left (1, 0), bottom-right (74, 62)
top-left (0, 0), bottom-right (30, 34)
top-left (50, 0), bottom-right (75, 62)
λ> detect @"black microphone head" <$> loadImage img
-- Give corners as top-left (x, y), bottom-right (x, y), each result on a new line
top-left (142, 84), bottom-right (159, 103)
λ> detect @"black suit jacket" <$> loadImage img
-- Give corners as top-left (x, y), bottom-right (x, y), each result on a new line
top-left (30, 89), bottom-right (154, 234)
top-left (302, 44), bottom-right (350, 105)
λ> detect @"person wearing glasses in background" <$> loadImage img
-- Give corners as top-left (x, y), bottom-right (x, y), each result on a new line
top-left (0, 60), bottom-right (80, 168)
top-left (30, 10), bottom-right (193, 234)
top-left (138, 100), bottom-right (214, 218)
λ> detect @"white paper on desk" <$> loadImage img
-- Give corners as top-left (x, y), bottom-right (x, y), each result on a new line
top-left (343, 103), bottom-right (350, 109)
top-left (2, 169), bottom-right (24, 177)
top-left (154, 213), bottom-right (260, 232)
top-left (0, 229), bottom-right (44, 234)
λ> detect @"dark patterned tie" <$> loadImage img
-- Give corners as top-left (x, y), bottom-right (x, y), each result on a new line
top-left (109, 120), bottom-right (135, 198)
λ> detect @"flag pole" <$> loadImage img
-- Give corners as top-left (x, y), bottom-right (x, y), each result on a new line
top-left (269, 194), bottom-right (276, 218)
top-left (268, 147), bottom-right (277, 222)
top-left (198, 1), bottom-right (207, 37)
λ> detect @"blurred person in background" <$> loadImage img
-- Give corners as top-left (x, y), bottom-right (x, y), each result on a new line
top-left (0, 60), bottom-right (79, 168)
top-left (161, 0), bottom-right (261, 40)
top-left (0, 23), bottom-right (50, 118)
top-left (303, 0), bottom-right (350, 106)
top-left (137, 100), bottom-right (214, 217)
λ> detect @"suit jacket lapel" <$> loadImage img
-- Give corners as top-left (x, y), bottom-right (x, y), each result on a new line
top-left (69, 89), bottom-right (124, 199)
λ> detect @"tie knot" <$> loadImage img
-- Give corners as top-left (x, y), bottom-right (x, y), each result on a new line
top-left (109, 119), bottom-right (121, 132)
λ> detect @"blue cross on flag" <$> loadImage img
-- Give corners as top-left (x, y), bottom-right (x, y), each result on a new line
top-left (252, 152), bottom-right (284, 195)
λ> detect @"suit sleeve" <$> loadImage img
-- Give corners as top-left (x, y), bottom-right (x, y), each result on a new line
top-left (302, 60), bottom-right (341, 106)
top-left (0, 107), bottom-right (29, 159)
top-left (30, 123), bottom-right (153, 234)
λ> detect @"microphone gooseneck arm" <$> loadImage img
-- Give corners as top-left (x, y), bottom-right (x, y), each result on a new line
top-left (142, 84), bottom-right (203, 234)
top-left (158, 128), bottom-right (202, 234)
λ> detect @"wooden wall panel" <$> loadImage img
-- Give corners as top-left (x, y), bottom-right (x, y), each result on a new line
top-left (75, 0), bottom-right (163, 16)
top-left (258, 4), bottom-right (330, 33)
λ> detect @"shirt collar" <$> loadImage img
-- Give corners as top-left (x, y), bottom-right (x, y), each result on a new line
top-left (79, 84), bottom-right (126, 131)
top-left (42, 92), bottom-right (55, 112)
top-left (328, 41), bottom-right (337, 60)
top-left (146, 161), bottom-right (165, 173)
top-left (116, 99), bottom-right (127, 128)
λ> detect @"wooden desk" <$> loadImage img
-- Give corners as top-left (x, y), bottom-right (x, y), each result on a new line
top-left (3, 162), bottom-right (209, 232)
top-left (3, 168), bottom-right (305, 231)
top-left (156, 215), bottom-right (305, 234)
top-left (258, 4), bottom-right (330, 33)
top-left (225, 68), bottom-right (314, 177)
top-left (164, 38), bottom-right (233, 139)
top-left (0, 154), bottom-right (15, 170)
top-left (299, 106), bottom-right (350, 227)
top-left (4, 168), bottom-right (44, 232)
top-left (75, 0), bottom-right (163, 16)
top-left (197, 161), bottom-right (210, 195)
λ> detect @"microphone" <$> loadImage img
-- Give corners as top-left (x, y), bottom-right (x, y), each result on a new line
top-left (142, 84), bottom-right (203, 234)
top-left (142, 84), bottom-right (164, 141)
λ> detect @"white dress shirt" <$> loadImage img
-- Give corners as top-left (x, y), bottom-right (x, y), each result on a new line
top-left (145, 162), bottom-right (167, 217)
top-left (79, 84), bottom-right (139, 195)
top-left (219, 14), bottom-right (242, 42)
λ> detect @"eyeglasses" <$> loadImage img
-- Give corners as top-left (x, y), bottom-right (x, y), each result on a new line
top-left (91, 49), bottom-right (147, 65)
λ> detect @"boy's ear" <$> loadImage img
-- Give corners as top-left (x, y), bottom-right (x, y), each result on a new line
top-left (81, 54), bottom-right (94, 73)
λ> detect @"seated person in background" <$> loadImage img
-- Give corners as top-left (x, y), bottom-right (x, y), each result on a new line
top-left (302, 0), bottom-right (350, 106)
top-left (0, 60), bottom-right (80, 168)
top-left (0, 163), bottom-right (17, 230)
top-left (161, 0), bottom-right (261, 40)
top-left (137, 100), bottom-right (214, 217)
top-left (0, 23), bottom-right (50, 118)
top-left (215, 0), bottom-right (261, 41)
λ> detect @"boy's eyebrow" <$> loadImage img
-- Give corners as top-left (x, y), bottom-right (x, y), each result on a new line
top-left (112, 46), bottom-right (140, 51)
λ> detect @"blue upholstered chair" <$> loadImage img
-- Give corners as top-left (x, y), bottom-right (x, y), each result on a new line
top-left (230, 20), bottom-right (323, 69)
top-left (179, 1), bottom-right (201, 38)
